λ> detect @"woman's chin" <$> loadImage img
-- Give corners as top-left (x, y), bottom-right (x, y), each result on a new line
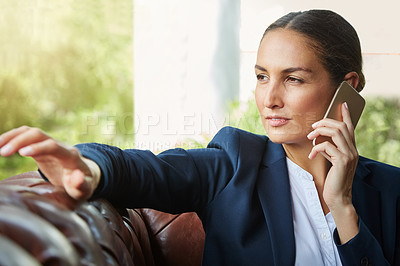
top-left (266, 133), bottom-right (308, 146)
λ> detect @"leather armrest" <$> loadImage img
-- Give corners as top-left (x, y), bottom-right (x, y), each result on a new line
top-left (0, 171), bottom-right (205, 265)
top-left (0, 171), bottom-right (152, 265)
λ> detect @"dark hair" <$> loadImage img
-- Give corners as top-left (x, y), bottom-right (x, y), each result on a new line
top-left (262, 10), bottom-right (365, 92)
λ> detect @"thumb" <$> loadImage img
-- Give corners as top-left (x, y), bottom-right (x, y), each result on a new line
top-left (63, 170), bottom-right (94, 200)
top-left (341, 102), bottom-right (356, 144)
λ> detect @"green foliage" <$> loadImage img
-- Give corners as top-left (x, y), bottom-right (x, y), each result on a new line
top-left (0, 0), bottom-right (133, 180)
top-left (227, 95), bottom-right (400, 167)
top-left (356, 98), bottom-right (400, 167)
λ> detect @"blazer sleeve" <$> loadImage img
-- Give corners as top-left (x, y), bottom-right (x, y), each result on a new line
top-left (75, 138), bottom-right (235, 213)
top-left (337, 158), bottom-right (400, 266)
top-left (334, 218), bottom-right (390, 265)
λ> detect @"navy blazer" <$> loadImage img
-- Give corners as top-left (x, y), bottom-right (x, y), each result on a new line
top-left (77, 127), bottom-right (400, 265)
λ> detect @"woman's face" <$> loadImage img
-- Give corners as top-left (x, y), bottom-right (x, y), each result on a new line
top-left (255, 28), bottom-right (336, 145)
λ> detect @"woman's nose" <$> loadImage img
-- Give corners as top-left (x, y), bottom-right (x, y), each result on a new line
top-left (263, 82), bottom-right (284, 109)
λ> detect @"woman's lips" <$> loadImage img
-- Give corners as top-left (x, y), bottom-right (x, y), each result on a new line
top-left (266, 116), bottom-right (290, 127)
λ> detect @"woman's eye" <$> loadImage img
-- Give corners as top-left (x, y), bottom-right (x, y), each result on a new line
top-left (286, 76), bottom-right (304, 83)
top-left (256, 74), bottom-right (269, 82)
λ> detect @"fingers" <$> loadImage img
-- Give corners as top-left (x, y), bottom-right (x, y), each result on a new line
top-left (63, 170), bottom-right (92, 200)
top-left (308, 103), bottom-right (357, 160)
top-left (308, 126), bottom-right (350, 152)
top-left (0, 126), bottom-right (31, 146)
top-left (63, 162), bottom-right (100, 201)
top-left (341, 102), bottom-right (356, 143)
top-left (0, 126), bottom-right (83, 175)
top-left (1, 126), bottom-right (100, 201)
top-left (26, 138), bottom-right (78, 161)
top-left (308, 141), bottom-right (338, 161)
top-left (308, 140), bottom-right (356, 163)
top-left (0, 126), bottom-right (77, 162)
top-left (0, 126), bottom-right (49, 157)
top-left (311, 103), bottom-right (354, 139)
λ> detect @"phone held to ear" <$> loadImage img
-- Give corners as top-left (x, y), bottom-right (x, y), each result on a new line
top-left (312, 81), bottom-right (366, 160)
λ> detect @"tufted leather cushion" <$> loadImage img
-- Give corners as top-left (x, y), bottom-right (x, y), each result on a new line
top-left (0, 171), bottom-right (205, 265)
top-left (140, 209), bottom-right (205, 266)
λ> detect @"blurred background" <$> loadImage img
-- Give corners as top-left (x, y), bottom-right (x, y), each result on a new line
top-left (0, 0), bottom-right (399, 179)
top-left (0, 0), bottom-right (133, 177)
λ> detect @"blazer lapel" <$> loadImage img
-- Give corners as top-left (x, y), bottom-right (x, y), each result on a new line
top-left (256, 141), bottom-right (296, 265)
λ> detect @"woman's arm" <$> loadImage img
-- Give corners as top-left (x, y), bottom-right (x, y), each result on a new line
top-left (75, 142), bottom-right (234, 212)
top-left (0, 126), bottom-right (235, 212)
top-left (335, 218), bottom-right (390, 265)
top-left (308, 104), bottom-right (392, 265)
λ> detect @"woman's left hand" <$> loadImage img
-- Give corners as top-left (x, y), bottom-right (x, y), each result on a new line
top-left (308, 102), bottom-right (358, 208)
top-left (307, 102), bottom-right (359, 243)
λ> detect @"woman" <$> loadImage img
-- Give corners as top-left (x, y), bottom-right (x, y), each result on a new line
top-left (1, 10), bottom-right (399, 265)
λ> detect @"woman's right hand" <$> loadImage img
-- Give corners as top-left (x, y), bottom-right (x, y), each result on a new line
top-left (0, 126), bottom-right (101, 200)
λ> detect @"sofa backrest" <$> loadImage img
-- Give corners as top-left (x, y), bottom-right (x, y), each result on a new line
top-left (0, 171), bottom-right (205, 265)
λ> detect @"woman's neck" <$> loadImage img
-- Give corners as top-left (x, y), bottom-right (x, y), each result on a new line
top-left (282, 142), bottom-right (331, 183)
top-left (283, 142), bottom-right (332, 215)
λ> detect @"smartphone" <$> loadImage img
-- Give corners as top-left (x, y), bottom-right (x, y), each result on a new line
top-left (312, 81), bottom-right (366, 148)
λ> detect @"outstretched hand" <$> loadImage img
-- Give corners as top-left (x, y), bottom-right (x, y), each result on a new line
top-left (0, 126), bottom-right (101, 200)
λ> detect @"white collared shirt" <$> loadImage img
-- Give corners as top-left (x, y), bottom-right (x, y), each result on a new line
top-left (286, 157), bottom-right (342, 266)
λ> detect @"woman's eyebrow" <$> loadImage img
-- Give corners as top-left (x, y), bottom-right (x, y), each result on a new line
top-left (282, 67), bottom-right (313, 74)
top-left (255, 64), bottom-right (267, 71)
top-left (255, 65), bottom-right (312, 74)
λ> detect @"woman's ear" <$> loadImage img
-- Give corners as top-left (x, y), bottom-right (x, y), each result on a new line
top-left (343, 72), bottom-right (359, 89)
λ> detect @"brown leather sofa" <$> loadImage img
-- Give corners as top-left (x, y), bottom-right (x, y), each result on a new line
top-left (0, 171), bottom-right (205, 266)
